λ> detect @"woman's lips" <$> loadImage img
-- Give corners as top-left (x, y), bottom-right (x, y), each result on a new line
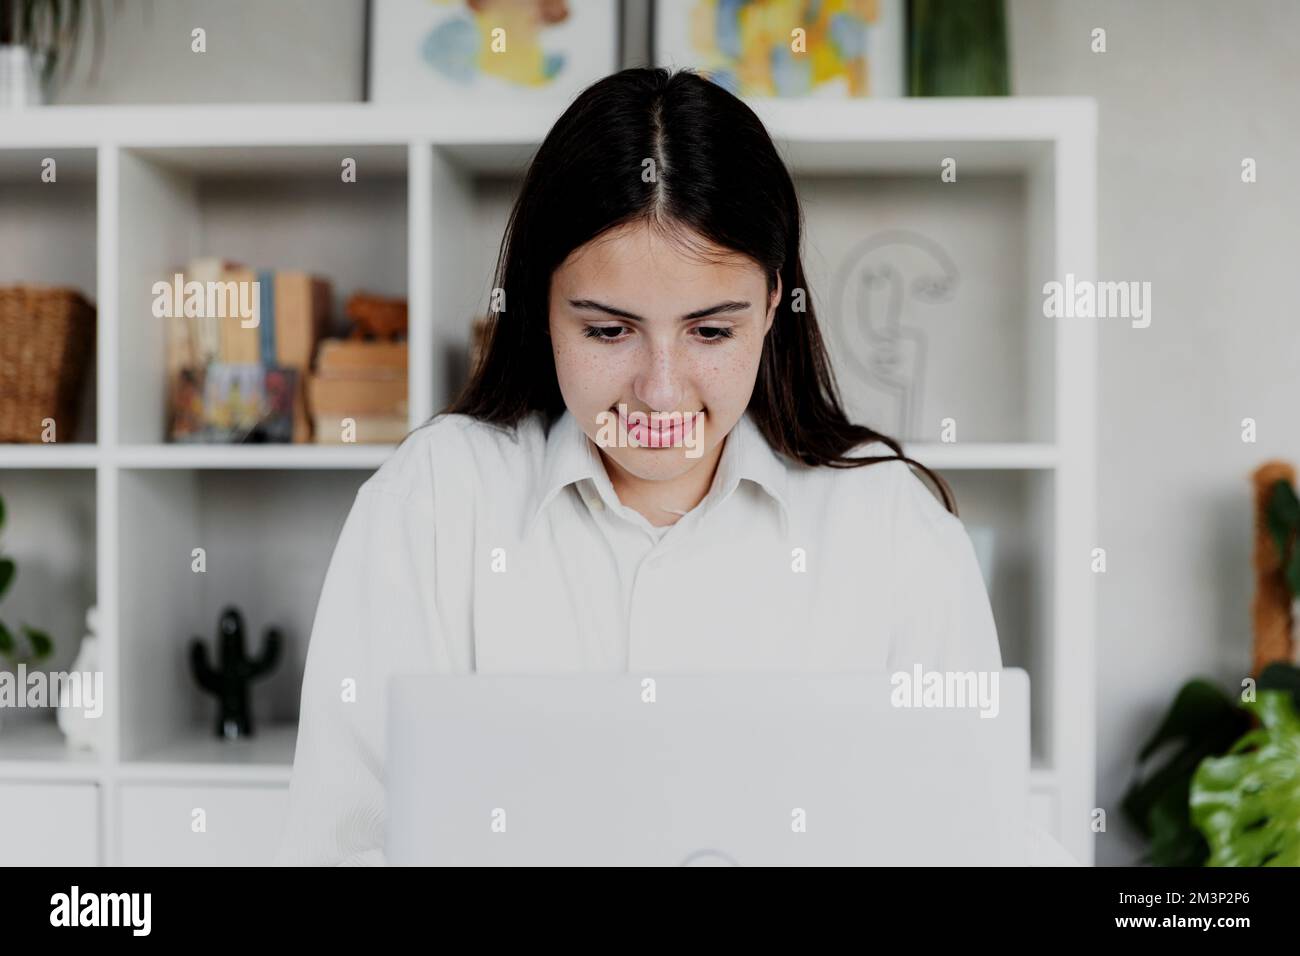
top-left (615, 406), bottom-right (701, 449)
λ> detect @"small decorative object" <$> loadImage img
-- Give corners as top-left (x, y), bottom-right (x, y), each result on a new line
top-left (0, 286), bottom-right (95, 443)
top-left (827, 230), bottom-right (957, 440)
top-left (654, 0), bottom-right (905, 98)
top-left (190, 606), bottom-right (282, 740)
top-left (0, 491), bottom-right (55, 736)
top-left (57, 604), bottom-right (102, 752)
top-left (0, 0), bottom-right (112, 107)
top-left (1121, 462), bottom-right (1300, 865)
top-left (345, 292), bottom-right (408, 341)
top-left (367, 0), bottom-right (618, 107)
top-left (906, 0), bottom-right (1009, 96)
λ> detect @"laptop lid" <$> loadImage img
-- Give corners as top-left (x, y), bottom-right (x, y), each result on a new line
top-left (386, 669), bottom-right (1029, 866)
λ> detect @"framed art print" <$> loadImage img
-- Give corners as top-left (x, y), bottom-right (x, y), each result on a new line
top-left (368, 0), bottom-right (621, 105)
top-left (653, 0), bottom-right (904, 99)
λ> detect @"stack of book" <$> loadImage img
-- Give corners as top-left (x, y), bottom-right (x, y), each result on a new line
top-left (307, 339), bottom-right (409, 444)
top-left (164, 257), bottom-right (329, 443)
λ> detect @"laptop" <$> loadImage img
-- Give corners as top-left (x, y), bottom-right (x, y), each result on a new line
top-left (386, 669), bottom-right (1030, 866)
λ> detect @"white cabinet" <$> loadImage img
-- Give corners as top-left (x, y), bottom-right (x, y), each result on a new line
top-left (119, 783), bottom-right (289, 866)
top-left (0, 782), bottom-right (99, 865)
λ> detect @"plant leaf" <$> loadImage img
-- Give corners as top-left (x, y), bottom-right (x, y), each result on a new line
top-left (1190, 690), bottom-right (1300, 866)
top-left (1136, 679), bottom-right (1242, 763)
top-left (1145, 782), bottom-right (1209, 867)
top-left (1120, 679), bottom-right (1250, 856)
top-left (1259, 662), bottom-right (1300, 714)
top-left (0, 619), bottom-right (14, 656)
top-left (0, 557), bottom-right (15, 600)
top-left (21, 624), bottom-right (53, 660)
top-left (1265, 479), bottom-right (1300, 566)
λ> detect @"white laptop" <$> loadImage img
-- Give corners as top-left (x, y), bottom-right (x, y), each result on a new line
top-left (386, 669), bottom-right (1030, 866)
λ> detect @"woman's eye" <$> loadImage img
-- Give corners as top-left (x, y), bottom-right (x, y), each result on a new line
top-left (582, 326), bottom-right (627, 342)
top-left (695, 326), bottom-right (735, 342)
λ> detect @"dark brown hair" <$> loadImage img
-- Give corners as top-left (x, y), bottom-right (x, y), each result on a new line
top-left (430, 67), bottom-right (957, 515)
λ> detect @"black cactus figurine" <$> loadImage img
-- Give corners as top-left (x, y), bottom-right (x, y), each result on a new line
top-left (190, 606), bottom-right (282, 740)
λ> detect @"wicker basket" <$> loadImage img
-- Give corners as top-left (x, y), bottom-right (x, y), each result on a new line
top-left (0, 286), bottom-right (96, 443)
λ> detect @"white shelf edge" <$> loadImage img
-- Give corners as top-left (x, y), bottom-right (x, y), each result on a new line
top-left (901, 442), bottom-right (1059, 469)
top-left (0, 98), bottom-right (1097, 150)
top-left (0, 445), bottom-right (101, 468)
top-left (114, 444), bottom-right (396, 469)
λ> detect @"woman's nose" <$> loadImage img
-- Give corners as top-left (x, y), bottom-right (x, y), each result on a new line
top-left (633, 341), bottom-right (685, 412)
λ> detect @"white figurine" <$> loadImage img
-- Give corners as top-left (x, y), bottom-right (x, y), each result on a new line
top-left (57, 605), bottom-right (104, 753)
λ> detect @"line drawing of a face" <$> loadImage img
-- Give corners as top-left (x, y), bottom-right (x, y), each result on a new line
top-left (549, 219), bottom-right (780, 489)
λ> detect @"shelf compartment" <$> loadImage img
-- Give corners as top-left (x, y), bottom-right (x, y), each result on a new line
top-left (117, 467), bottom-right (366, 765)
top-left (0, 147), bottom-right (99, 444)
top-left (115, 143), bottom-right (410, 444)
top-left (0, 469), bottom-right (99, 771)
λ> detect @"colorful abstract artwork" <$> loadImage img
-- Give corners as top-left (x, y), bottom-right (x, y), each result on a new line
top-left (654, 0), bottom-right (903, 98)
top-left (369, 0), bottom-right (618, 104)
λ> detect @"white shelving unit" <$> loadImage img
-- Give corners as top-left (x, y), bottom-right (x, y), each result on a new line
top-left (0, 99), bottom-right (1096, 865)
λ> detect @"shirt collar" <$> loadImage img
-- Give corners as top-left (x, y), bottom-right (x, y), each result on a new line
top-left (523, 408), bottom-right (791, 539)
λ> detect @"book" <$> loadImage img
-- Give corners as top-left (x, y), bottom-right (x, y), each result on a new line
top-left (306, 374), bottom-right (408, 416)
top-left (217, 266), bottom-right (261, 365)
top-left (257, 269), bottom-right (276, 370)
top-left (316, 339), bottom-right (408, 378)
top-left (275, 272), bottom-right (331, 370)
top-left (311, 414), bottom-right (411, 444)
top-left (187, 257), bottom-right (241, 367)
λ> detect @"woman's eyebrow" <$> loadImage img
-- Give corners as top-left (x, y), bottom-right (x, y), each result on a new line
top-left (568, 299), bottom-right (752, 321)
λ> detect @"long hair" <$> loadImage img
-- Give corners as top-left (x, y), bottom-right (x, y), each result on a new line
top-left (432, 67), bottom-right (957, 515)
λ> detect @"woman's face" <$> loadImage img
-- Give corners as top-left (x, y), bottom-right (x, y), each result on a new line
top-left (548, 219), bottom-right (780, 486)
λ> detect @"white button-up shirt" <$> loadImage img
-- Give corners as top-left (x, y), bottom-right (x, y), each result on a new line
top-left (276, 409), bottom-right (1076, 865)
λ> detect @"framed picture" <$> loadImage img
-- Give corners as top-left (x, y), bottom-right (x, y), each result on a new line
top-left (367, 0), bottom-right (621, 105)
top-left (652, 0), bottom-right (904, 98)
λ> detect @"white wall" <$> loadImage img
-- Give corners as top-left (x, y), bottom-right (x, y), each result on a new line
top-left (1011, 0), bottom-right (1300, 864)
top-left (53, 0), bottom-right (366, 104)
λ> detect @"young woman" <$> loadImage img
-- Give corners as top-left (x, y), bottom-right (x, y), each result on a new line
top-left (276, 68), bottom-right (1071, 866)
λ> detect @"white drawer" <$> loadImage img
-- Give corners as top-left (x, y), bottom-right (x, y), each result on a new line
top-left (119, 783), bottom-right (288, 866)
top-left (0, 781), bottom-right (99, 865)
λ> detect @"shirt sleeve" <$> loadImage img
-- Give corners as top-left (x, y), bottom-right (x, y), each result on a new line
top-left (886, 464), bottom-right (1003, 674)
top-left (274, 481), bottom-right (444, 866)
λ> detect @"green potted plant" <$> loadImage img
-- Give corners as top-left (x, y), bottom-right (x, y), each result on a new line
top-left (0, 492), bottom-right (55, 734)
top-left (1122, 466), bottom-right (1300, 865)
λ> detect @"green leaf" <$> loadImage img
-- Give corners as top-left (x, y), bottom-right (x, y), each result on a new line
top-left (21, 625), bottom-right (53, 660)
top-left (0, 619), bottom-right (13, 656)
top-left (1120, 679), bottom-right (1250, 861)
top-left (1259, 662), bottom-right (1300, 714)
top-left (1265, 479), bottom-right (1300, 567)
top-left (1190, 690), bottom-right (1300, 866)
top-left (0, 558), bottom-right (13, 601)
top-left (1145, 783), bottom-right (1209, 867)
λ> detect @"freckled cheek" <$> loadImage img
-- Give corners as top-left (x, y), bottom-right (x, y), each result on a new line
top-left (555, 339), bottom-right (635, 400)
